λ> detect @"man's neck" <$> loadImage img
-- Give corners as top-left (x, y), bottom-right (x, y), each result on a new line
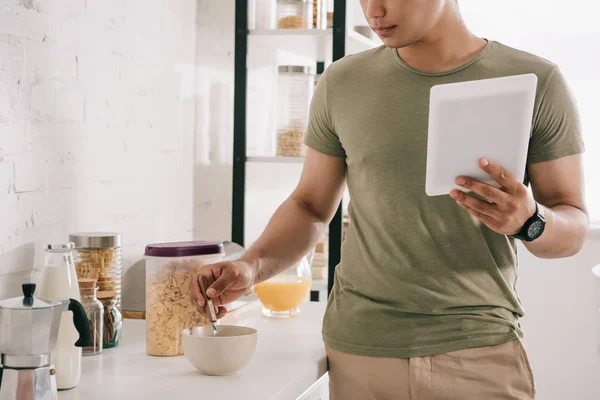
top-left (397, 4), bottom-right (487, 73)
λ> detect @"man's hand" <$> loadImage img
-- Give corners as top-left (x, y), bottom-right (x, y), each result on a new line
top-left (449, 158), bottom-right (536, 236)
top-left (190, 260), bottom-right (256, 319)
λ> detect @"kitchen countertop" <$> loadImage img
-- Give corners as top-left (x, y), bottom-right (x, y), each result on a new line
top-left (58, 301), bottom-right (328, 400)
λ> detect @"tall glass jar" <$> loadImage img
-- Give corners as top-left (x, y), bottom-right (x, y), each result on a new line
top-left (37, 243), bottom-right (82, 390)
top-left (78, 279), bottom-right (103, 356)
top-left (254, 255), bottom-right (312, 318)
top-left (97, 290), bottom-right (122, 349)
top-left (276, 65), bottom-right (315, 157)
top-left (69, 232), bottom-right (123, 307)
top-left (277, 0), bottom-right (313, 29)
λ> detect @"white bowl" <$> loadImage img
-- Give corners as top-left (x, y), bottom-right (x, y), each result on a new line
top-left (181, 325), bottom-right (258, 376)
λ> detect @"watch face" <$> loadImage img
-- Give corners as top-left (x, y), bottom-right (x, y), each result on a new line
top-left (527, 221), bottom-right (544, 238)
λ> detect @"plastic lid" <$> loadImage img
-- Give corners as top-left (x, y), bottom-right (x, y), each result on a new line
top-left (144, 241), bottom-right (224, 258)
top-left (69, 232), bottom-right (122, 248)
top-left (0, 284), bottom-right (61, 310)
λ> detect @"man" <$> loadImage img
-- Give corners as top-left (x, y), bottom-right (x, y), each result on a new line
top-left (192, 0), bottom-right (588, 398)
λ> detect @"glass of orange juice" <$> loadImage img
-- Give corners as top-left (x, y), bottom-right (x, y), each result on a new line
top-left (254, 257), bottom-right (312, 318)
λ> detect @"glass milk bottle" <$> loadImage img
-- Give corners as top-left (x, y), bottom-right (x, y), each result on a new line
top-left (37, 243), bottom-right (82, 390)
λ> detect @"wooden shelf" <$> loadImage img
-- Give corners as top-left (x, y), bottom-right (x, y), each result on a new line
top-left (246, 156), bottom-right (305, 164)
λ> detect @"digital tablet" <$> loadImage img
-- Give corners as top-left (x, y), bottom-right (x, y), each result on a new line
top-left (425, 73), bottom-right (538, 197)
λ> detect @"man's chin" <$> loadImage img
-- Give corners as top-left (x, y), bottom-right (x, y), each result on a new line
top-left (379, 36), bottom-right (416, 49)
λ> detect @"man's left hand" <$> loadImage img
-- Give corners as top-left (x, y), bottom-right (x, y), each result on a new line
top-left (449, 158), bottom-right (537, 236)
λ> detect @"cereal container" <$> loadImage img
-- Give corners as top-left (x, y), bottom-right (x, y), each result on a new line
top-left (144, 241), bottom-right (224, 356)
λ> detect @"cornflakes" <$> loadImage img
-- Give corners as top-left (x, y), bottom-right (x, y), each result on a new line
top-left (146, 259), bottom-right (209, 356)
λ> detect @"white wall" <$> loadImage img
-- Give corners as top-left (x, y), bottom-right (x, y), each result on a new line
top-left (0, 0), bottom-right (226, 311)
top-left (192, 0), bottom-right (235, 242)
top-left (518, 231), bottom-right (600, 399)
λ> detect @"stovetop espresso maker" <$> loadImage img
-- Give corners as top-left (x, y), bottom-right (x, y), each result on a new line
top-left (0, 283), bottom-right (91, 400)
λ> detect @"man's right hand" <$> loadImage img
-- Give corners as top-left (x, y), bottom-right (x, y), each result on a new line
top-left (190, 260), bottom-right (256, 319)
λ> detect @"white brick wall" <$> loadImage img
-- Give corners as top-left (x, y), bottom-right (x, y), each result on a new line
top-left (0, 0), bottom-right (231, 310)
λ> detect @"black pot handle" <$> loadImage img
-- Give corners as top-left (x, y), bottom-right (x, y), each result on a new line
top-left (68, 299), bottom-right (92, 348)
top-left (22, 283), bottom-right (36, 307)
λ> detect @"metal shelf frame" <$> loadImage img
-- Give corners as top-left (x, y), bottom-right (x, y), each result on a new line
top-left (232, 0), bottom-right (348, 297)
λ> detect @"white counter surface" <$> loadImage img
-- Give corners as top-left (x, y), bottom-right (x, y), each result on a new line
top-left (58, 302), bottom-right (327, 400)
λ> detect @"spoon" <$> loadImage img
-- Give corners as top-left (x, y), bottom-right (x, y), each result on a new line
top-left (199, 275), bottom-right (218, 337)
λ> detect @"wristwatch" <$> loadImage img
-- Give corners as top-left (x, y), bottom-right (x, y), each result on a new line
top-left (509, 202), bottom-right (546, 242)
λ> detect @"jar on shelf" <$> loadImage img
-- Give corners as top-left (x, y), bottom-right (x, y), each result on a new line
top-left (69, 232), bottom-right (123, 307)
top-left (97, 290), bottom-right (122, 349)
top-left (144, 241), bottom-right (224, 356)
top-left (254, 255), bottom-right (312, 318)
top-left (276, 65), bottom-right (315, 157)
top-left (251, 0), bottom-right (277, 29)
top-left (277, 0), bottom-right (313, 29)
top-left (313, 0), bottom-right (327, 29)
top-left (326, 0), bottom-right (333, 28)
top-left (78, 279), bottom-right (103, 356)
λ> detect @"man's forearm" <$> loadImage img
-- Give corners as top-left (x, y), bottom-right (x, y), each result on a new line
top-left (524, 204), bottom-right (589, 258)
top-left (240, 196), bottom-right (329, 285)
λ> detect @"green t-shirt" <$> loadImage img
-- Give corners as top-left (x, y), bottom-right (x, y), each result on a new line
top-left (305, 40), bottom-right (585, 358)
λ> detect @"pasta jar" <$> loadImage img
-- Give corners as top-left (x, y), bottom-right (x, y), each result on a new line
top-left (70, 232), bottom-right (123, 307)
top-left (276, 65), bottom-right (315, 157)
top-left (277, 0), bottom-right (313, 29)
top-left (144, 241), bottom-right (224, 356)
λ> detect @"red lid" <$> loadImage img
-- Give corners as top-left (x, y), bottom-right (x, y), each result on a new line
top-left (144, 241), bottom-right (224, 257)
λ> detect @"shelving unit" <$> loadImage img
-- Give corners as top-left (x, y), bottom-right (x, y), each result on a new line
top-left (249, 28), bottom-right (381, 60)
top-left (233, 0), bottom-right (379, 297)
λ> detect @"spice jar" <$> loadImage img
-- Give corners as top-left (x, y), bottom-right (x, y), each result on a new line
top-left (70, 232), bottom-right (123, 307)
top-left (277, 0), bottom-right (313, 29)
top-left (276, 65), bottom-right (315, 157)
top-left (144, 241), bottom-right (224, 356)
top-left (97, 291), bottom-right (122, 349)
top-left (79, 279), bottom-right (103, 356)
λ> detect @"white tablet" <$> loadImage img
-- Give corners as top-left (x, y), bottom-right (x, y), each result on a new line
top-left (425, 73), bottom-right (538, 197)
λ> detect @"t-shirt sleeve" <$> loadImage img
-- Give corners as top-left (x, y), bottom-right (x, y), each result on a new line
top-left (304, 70), bottom-right (346, 158)
top-left (527, 67), bottom-right (585, 164)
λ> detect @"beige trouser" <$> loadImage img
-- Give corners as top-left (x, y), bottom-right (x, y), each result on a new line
top-left (327, 340), bottom-right (536, 400)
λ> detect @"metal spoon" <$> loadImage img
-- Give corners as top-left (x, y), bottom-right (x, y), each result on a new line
top-left (199, 275), bottom-right (218, 337)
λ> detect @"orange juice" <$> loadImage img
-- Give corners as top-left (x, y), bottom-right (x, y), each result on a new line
top-left (254, 276), bottom-right (312, 313)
